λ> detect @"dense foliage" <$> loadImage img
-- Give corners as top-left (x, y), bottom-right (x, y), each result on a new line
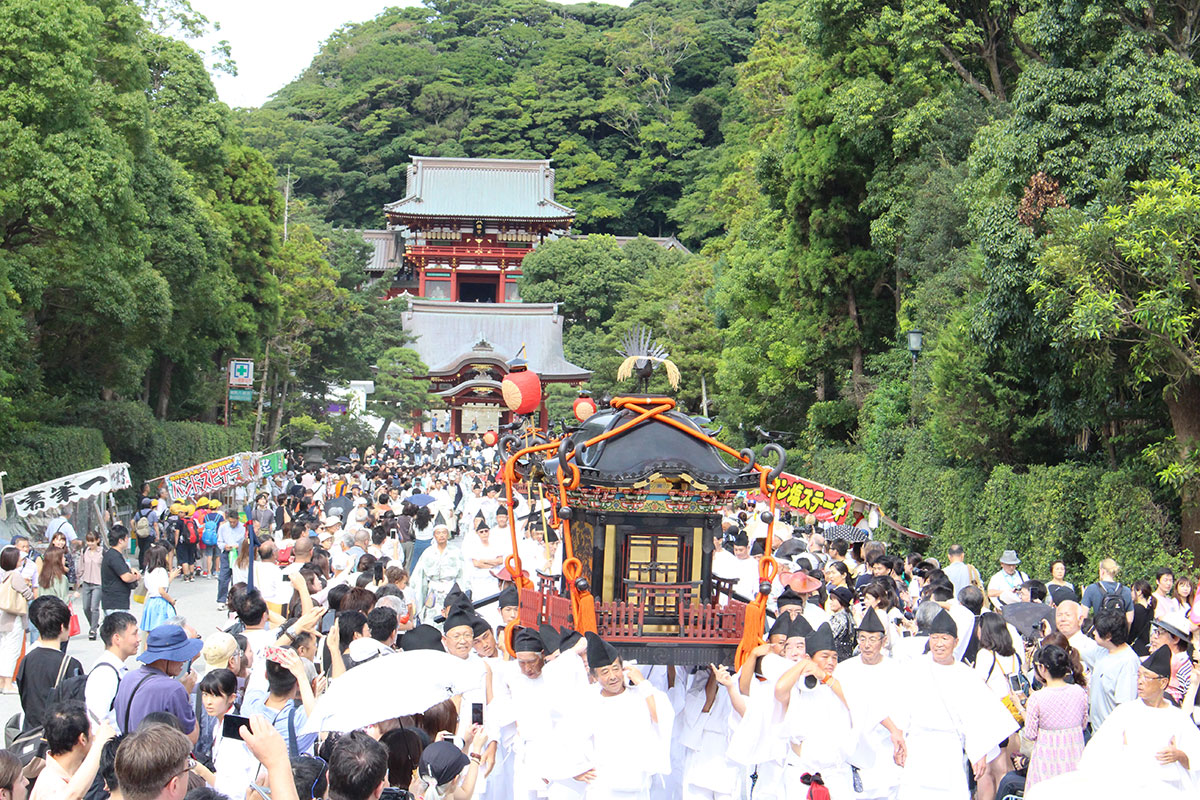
top-left (0, 0), bottom-right (401, 491)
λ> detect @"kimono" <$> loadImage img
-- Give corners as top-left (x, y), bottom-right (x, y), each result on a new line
top-left (408, 543), bottom-right (464, 623)
top-left (894, 656), bottom-right (1018, 800)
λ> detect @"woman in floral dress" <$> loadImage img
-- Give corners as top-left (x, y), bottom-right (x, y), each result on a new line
top-left (1024, 644), bottom-right (1089, 787)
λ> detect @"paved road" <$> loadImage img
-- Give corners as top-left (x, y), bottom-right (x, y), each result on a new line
top-left (0, 555), bottom-right (229, 729)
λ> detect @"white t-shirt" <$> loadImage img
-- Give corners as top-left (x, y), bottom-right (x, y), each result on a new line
top-left (254, 562), bottom-right (286, 606)
top-left (145, 567), bottom-right (169, 597)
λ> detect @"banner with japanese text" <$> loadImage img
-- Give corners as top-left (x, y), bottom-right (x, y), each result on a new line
top-left (10, 463), bottom-right (132, 518)
top-left (258, 450), bottom-right (286, 478)
top-left (163, 453), bottom-right (256, 501)
top-left (748, 472), bottom-right (927, 538)
top-left (748, 472), bottom-right (855, 524)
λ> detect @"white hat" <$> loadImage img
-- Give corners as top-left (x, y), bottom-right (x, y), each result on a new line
top-left (353, 497), bottom-right (368, 507)
top-left (321, 515), bottom-right (340, 527)
top-left (318, 529), bottom-right (334, 542)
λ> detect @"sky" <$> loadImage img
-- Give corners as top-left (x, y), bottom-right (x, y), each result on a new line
top-left (190, 0), bottom-right (630, 109)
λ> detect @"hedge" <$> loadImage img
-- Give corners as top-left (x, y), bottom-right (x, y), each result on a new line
top-left (142, 422), bottom-right (252, 485)
top-left (791, 433), bottom-right (1193, 589)
top-left (2, 426), bottom-right (112, 490)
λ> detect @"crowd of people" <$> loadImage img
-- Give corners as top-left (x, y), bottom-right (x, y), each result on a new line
top-left (0, 429), bottom-right (1198, 800)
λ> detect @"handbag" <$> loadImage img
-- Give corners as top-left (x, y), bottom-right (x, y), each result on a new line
top-left (0, 575), bottom-right (27, 616)
top-left (133, 576), bottom-right (147, 605)
top-left (68, 611), bottom-right (80, 638)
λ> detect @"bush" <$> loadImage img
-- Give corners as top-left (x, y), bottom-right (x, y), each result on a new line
top-left (281, 414), bottom-right (332, 450)
top-left (2, 426), bottom-right (111, 490)
top-left (143, 422), bottom-right (252, 484)
top-left (327, 414), bottom-right (374, 456)
top-left (789, 436), bottom-right (1190, 589)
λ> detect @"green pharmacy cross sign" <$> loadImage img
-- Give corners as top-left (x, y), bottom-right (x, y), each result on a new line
top-left (228, 359), bottom-right (254, 387)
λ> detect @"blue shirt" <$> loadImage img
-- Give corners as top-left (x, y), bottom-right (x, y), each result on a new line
top-left (240, 697), bottom-right (316, 755)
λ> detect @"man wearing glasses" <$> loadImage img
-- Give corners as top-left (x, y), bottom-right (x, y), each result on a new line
top-left (831, 609), bottom-right (907, 800)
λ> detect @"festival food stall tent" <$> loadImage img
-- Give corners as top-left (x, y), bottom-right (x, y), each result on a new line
top-left (147, 449), bottom-right (288, 505)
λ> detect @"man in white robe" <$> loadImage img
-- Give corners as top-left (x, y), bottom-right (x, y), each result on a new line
top-left (680, 666), bottom-right (744, 800)
top-left (836, 609), bottom-right (906, 800)
top-left (727, 616), bottom-right (811, 800)
top-left (567, 633), bottom-right (674, 800)
top-left (774, 623), bottom-right (855, 799)
top-left (491, 627), bottom-right (589, 800)
top-left (713, 530), bottom-right (760, 603)
top-left (894, 608), bottom-right (1017, 800)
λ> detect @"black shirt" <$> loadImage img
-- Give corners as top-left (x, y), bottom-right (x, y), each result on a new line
top-left (101, 547), bottom-right (135, 609)
top-left (16, 647), bottom-right (82, 729)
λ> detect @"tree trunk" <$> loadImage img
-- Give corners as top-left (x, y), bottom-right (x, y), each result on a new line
top-left (846, 285), bottom-right (866, 402)
top-left (253, 341), bottom-right (271, 449)
top-left (376, 415), bottom-right (393, 447)
top-left (269, 375), bottom-right (289, 449)
top-left (156, 357), bottom-right (174, 420)
top-left (1164, 377), bottom-right (1200, 563)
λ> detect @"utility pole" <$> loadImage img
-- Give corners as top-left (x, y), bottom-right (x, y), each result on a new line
top-left (283, 165), bottom-right (291, 242)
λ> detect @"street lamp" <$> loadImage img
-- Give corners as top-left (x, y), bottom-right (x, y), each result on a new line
top-left (906, 329), bottom-right (924, 363)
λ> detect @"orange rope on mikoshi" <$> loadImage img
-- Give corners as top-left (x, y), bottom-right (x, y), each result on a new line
top-left (501, 440), bottom-right (559, 593)
top-left (499, 439), bottom-right (559, 658)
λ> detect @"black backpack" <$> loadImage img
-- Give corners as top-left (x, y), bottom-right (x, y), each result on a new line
top-left (1099, 582), bottom-right (1126, 615)
top-left (49, 661), bottom-right (120, 709)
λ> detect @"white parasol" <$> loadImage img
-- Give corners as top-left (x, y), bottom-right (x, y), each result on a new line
top-left (302, 650), bottom-right (485, 734)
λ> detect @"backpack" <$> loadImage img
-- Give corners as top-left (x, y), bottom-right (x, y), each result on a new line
top-left (1099, 582), bottom-right (1126, 615)
top-left (49, 660), bottom-right (117, 709)
top-left (182, 516), bottom-right (199, 545)
top-left (10, 655), bottom-right (74, 765)
top-left (133, 511), bottom-right (152, 541)
top-left (202, 513), bottom-right (221, 546)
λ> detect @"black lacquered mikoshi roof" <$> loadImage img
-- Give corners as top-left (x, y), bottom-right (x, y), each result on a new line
top-left (543, 406), bottom-right (759, 490)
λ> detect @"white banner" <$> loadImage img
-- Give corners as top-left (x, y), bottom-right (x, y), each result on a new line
top-left (9, 463), bottom-right (132, 518)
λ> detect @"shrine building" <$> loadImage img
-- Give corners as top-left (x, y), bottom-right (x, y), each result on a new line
top-left (383, 156), bottom-right (575, 302)
top-left (381, 156), bottom-right (589, 436)
top-left (400, 300), bottom-right (589, 435)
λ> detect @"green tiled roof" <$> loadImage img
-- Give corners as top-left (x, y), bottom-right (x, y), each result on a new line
top-left (384, 157), bottom-right (575, 220)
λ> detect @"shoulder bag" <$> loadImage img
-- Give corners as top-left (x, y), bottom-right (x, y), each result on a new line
top-left (0, 574), bottom-right (28, 616)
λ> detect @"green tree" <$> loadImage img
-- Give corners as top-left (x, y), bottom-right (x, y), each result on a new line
top-left (1035, 166), bottom-right (1200, 558)
top-left (369, 348), bottom-right (434, 444)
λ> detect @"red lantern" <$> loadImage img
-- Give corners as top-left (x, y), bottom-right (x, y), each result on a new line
top-left (501, 366), bottom-right (542, 415)
top-left (573, 395), bottom-right (598, 422)
top-left (482, 430), bottom-right (498, 447)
